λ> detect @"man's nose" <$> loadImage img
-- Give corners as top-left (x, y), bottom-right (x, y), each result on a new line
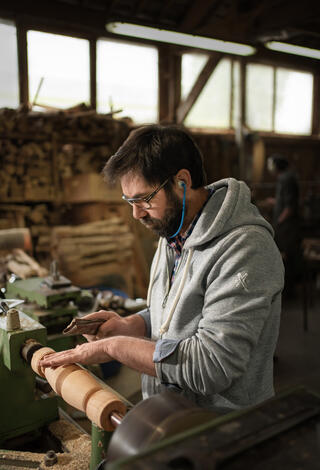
top-left (132, 204), bottom-right (147, 219)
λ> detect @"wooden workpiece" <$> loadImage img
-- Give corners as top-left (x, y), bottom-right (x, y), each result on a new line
top-left (31, 347), bottom-right (126, 431)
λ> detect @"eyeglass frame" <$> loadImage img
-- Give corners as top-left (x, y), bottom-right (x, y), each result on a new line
top-left (122, 177), bottom-right (170, 209)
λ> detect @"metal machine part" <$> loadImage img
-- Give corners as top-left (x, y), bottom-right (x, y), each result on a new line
top-left (5, 267), bottom-right (82, 351)
top-left (104, 387), bottom-right (320, 470)
top-left (44, 260), bottom-right (73, 289)
top-left (106, 391), bottom-right (216, 463)
top-left (0, 298), bottom-right (24, 314)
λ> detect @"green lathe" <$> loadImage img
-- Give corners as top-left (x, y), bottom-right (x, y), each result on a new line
top-left (0, 304), bottom-right (58, 447)
top-left (5, 261), bottom-right (85, 351)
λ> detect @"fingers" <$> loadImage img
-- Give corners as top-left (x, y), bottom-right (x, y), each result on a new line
top-left (39, 340), bottom-right (112, 368)
top-left (83, 333), bottom-right (97, 342)
top-left (81, 310), bottom-right (118, 321)
top-left (40, 349), bottom-right (79, 367)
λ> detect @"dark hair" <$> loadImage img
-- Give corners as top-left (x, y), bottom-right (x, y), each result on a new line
top-left (102, 124), bottom-right (207, 188)
top-left (270, 154), bottom-right (289, 171)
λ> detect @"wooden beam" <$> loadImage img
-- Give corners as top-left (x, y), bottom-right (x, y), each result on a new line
top-left (158, 45), bottom-right (171, 122)
top-left (237, 59), bottom-right (246, 181)
top-left (312, 72), bottom-right (320, 136)
top-left (158, 46), bottom-right (182, 123)
top-left (253, 46), bottom-right (320, 73)
top-left (0, 0), bottom-right (107, 32)
top-left (169, 53), bottom-right (181, 122)
top-left (16, 21), bottom-right (28, 106)
top-left (272, 66), bottom-right (276, 131)
top-left (176, 53), bottom-right (222, 123)
top-left (179, 0), bottom-right (214, 32)
top-left (89, 38), bottom-right (97, 110)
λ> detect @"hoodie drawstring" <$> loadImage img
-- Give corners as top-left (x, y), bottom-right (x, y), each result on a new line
top-left (159, 248), bottom-right (194, 336)
top-left (147, 238), bottom-right (163, 307)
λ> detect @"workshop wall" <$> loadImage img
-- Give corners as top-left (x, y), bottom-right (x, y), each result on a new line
top-left (1, 107), bottom-right (320, 294)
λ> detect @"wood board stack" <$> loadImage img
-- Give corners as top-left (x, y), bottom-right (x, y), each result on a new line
top-left (0, 248), bottom-right (48, 288)
top-left (0, 107), bottom-right (129, 202)
top-left (51, 218), bottom-right (135, 295)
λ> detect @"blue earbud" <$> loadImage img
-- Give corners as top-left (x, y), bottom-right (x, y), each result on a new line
top-left (169, 181), bottom-right (186, 238)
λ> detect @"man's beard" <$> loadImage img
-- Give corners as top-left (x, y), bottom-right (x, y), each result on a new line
top-left (139, 190), bottom-right (183, 238)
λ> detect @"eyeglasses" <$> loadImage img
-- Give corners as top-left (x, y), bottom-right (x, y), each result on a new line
top-left (122, 178), bottom-right (169, 209)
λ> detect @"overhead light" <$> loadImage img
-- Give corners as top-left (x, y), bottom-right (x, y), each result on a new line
top-left (266, 41), bottom-right (320, 60)
top-left (106, 22), bottom-right (256, 56)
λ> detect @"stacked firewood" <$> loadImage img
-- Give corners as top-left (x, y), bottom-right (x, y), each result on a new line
top-left (0, 248), bottom-right (48, 288)
top-left (51, 218), bottom-right (135, 293)
top-left (0, 107), bottom-right (129, 140)
top-left (0, 108), bottom-right (129, 201)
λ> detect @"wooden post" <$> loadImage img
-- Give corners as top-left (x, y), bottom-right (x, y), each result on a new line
top-left (90, 38), bottom-right (97, 110)
top-left (312, 72), bottom-right (320, 136)
top-left (237, 58), bottom-right (246, 181)
top-left (16, 21), bottom-right (29, 107)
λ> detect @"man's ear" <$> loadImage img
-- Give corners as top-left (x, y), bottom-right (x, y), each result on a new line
top-left (175, 169), bottom-right (191, 189)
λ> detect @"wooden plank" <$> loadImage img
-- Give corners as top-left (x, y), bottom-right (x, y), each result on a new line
top-left (176, 53), bottom-right (222, 123)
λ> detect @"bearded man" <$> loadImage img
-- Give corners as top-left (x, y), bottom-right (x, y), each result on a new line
top-left (41, 125), bottom-right (284, 414)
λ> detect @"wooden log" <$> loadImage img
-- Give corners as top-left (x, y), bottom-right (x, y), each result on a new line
top-left (31, 346), bottom-right (126, 431)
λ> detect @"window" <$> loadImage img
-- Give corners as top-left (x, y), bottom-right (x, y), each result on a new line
top-left (246, 64), bottom-right (273, 131)
top-left (97, 39), bottom-right (158, 123)
top-left (27, 31), bottom-right (90, 110)
top-left (275, 68), bottom-right (313, 134)
top-left (181, 52), bottom-right (208, 100)
top-left (0, 19), bottom-right (19, 108)
top-left (246, 63), bottom-right (313, 134)
top-left (182, 55), bottom-right (239, 129)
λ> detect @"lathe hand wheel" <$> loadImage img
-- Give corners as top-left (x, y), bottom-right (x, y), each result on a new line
top-left (107, 390), bottom-right (215, 462)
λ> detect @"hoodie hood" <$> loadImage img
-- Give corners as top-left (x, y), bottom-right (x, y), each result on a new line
top-left (184, 178), bottom-right (273, 250)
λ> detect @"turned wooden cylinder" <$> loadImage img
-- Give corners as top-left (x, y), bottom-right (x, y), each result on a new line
top-left (31, 346), bottom-right (126, 431)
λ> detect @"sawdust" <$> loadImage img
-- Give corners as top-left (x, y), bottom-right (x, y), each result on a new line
top-left (0, 415), bottom-right (91, 470)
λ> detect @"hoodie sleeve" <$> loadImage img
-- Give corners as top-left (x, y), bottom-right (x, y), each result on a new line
top-left (154, 227), bottom-right (284, 396)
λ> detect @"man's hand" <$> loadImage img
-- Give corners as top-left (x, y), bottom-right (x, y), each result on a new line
top-left (80, 310), bottom-right (145, 342)
top-left (40, 339), bottom-right (112, 367)
top-left (39, 335), bottom-right (157, 377)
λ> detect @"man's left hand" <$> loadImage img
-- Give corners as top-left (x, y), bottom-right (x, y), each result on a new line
top-left (39, 339), bottom-right (112, 368)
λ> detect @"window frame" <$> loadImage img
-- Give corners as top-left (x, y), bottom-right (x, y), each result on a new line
top-left (245, 61), bottom-right (314, 136)
top-left (1, 16), bottom-right (320, 138)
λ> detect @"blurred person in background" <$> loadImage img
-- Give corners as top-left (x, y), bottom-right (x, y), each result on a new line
top-left (267, 154), bottom-right (301, 297)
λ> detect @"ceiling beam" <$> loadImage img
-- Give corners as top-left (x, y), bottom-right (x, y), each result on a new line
top-left (176, 53), bottom-right (222, 123)
top-left (178, 0), bottom-right (216, 32)
top-left (0, 0), bottom-right (107, 32)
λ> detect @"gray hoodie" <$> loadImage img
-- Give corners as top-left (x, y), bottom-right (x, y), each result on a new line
top-left (139, 178), bottom-right (284, 413)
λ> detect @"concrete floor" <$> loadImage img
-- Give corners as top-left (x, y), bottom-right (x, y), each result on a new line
top-left (274, 287), bottom-right (320, 396)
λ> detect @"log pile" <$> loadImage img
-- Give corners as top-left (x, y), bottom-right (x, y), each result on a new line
top-left (51, 218), bottom-right (135, 294)
top-left (0, 107), bottom-right (129, 201)
top-left (0, 108), bottom-right (150, 296)
top-left (0, 248), bottom-right (48, 288)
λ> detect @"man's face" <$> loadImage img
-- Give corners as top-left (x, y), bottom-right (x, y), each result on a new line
top-left (121, 172), bottom-right (183, 238)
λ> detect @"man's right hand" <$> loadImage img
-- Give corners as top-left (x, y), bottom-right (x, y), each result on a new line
top-left (81, 310), bottom-right (145, 342)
